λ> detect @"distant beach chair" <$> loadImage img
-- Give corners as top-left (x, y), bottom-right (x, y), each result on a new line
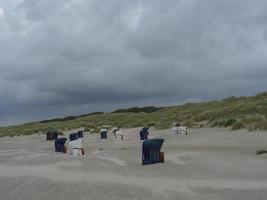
top-left (55, 138), bottom-right (67, 153)
top-left (140, 127), bottom-right (149, 140)
top-left (172, 126), bottom-right (187, 135)
top-left (68, 138), bottom-right (84, 156)
top-left (46, 131), bottom-right (58, 141)
top-left (100, 128), bottom-right (108, 139)
top-left (77, 130), bottom-right (84, 138)
top-left (114, 129), bottom-right (123, 140)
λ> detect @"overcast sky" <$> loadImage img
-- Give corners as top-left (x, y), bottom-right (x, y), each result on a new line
top-left (1, 0), bottom-right (267, 125)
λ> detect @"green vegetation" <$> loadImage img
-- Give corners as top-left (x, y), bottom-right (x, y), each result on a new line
top-left (1, 92), bottom-right (267, 137)
top-left (112, 106), bottom-right (163, 113)
top-left (256, 150), bottom-right (267, 155)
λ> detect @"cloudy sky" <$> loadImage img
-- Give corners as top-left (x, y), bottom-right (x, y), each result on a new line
top-left (1, 0), bottom-right (267, 125)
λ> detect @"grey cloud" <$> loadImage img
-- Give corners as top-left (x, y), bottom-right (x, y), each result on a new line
top-left (1, 0), bottom-right (267, 125)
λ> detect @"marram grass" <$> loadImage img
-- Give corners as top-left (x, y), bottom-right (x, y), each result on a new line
top-left (1, 92), bottom-right (267, 137)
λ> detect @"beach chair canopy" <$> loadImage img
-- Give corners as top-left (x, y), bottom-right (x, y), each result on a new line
top-left (69, 133), bottom-right (79, 141)
top-left (113, 127), bottom-right (119, 132)
top-left (142, 127), bottom-right (149, 132)
top-left (100, 128), bottom-right (108, 132)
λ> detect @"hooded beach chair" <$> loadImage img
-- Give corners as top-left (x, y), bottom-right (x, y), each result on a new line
top-left (68, 138), bottom-right (84, 156)
top-left (140, 127), bottom-right (149, 140)
top-left (100, 128), bottom-right (108, 139)
top-left (114, 129), bottom-right (123, 140)
top-left (172, 126), bottom-right (187, 135)
top-left (77, 130), bottom-right (84, 138)
top-left (46, 131), bottom-right (58, 141)
top-left (142, 138), bottom-right (164, 165)
top-left (54, 138), bottom-right (67, 153)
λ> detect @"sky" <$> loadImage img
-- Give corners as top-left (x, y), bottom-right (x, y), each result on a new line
top-left (1, 0), bottom-right (267, 126)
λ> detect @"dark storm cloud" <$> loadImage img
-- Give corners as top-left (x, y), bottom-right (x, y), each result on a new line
top-left (1, 0), bottom-right (267, 125)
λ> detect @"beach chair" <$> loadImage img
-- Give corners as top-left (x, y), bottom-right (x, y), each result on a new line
top-left (115, 130), bottom-right (124, 140)
top-left (55, 138), bottom-right (67, 153)
top-left (46, 131), bottom-right (58, 140)
top-left (68, 138), bottom-right (84, 156)
top-left (100, 128), bottom-right (108, 139)
top-left (140, 127), bottom-right (149, 140)
top-left (142, 138), bottom-right (164, 165)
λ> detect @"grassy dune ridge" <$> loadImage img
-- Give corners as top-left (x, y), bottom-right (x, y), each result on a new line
top-left (1, 92), bottom-right (267, 137)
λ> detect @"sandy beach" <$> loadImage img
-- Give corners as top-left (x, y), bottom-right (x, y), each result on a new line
top-left (0, 128), bottom-right (267, 200)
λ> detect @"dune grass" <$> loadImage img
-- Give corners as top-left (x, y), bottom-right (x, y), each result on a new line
top-left (1, 92), bottom-right (267, 137)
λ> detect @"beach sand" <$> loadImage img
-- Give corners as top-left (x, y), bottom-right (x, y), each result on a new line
top-left (0, 128), bottom-right (267, 200)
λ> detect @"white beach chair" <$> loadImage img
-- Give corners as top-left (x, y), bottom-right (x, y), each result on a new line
top-left (68, 138), bottom-right (83, 156)
top-left (115, 130), bottom-right (124, 140)
top-left (172, 126), bottom-right (187, 135)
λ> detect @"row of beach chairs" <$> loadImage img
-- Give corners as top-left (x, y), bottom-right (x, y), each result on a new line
top-left (46, 126), bottom-right (187, 165)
